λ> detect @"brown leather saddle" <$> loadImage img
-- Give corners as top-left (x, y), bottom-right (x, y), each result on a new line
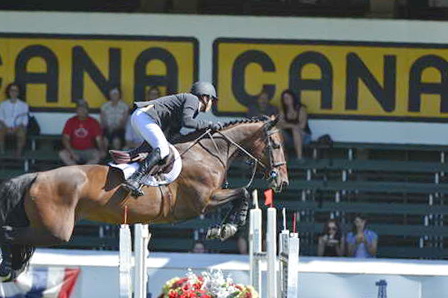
top-left (109, 143), bottom-right (176, 176)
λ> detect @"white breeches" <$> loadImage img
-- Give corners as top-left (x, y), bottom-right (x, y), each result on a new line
top-left (131, 109), bottom-right (170, 159)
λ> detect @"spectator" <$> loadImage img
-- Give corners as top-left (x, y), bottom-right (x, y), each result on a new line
top-left (145, 86), bottom-right (161, 101)
top-left (237, 236), bottom-right (248, 255)
top-left (100, 87), bottom-right (129, 150)
top-left (278, 89), bottom-right (312, 160)
top-left (0, 83), bottom-right (29, 157)
top-left (317, 219), bottom-right (345, 257)
top-left (59, 100), bottom-right (105, 165)
top-left (236, 224), bottom-right (249, 255)
top-left (246, 89), bottom-right (278, 118)
top-left (191, 240), bottom-right (207, 253)
top-left (346, 214), bottom-right (378, 258)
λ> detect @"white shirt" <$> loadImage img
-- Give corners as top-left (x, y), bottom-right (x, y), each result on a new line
top-left (0, 99), bottom-right (29, 128)
top-left (100, 100), bottom-right (129, 130)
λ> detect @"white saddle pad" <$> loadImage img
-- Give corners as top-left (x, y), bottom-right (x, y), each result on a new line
top-left (109, 144), bottom-right (182, 187)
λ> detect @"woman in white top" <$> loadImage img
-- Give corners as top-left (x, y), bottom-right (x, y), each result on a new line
top-left (100, 87), bottom-right (129, 150)
top-left (0, 83), bottom-right (29, 157)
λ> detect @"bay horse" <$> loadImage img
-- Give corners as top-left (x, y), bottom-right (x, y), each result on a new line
top-left (0, 116), bottom-right (288, 281)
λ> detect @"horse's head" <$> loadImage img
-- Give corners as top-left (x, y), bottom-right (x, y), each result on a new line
top-left (195, 116), bottom-right (289, 192)
top-left (259, 115), bottom-right (289, 192)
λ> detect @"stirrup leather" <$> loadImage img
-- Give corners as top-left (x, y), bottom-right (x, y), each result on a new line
top-left (123, 148), bottom-right (162, 197)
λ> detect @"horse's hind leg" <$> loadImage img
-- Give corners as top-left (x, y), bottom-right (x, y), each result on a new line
top-left (205, 187), bottom-right (250, 241)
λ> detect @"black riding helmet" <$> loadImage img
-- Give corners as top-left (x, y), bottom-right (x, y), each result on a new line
top-left (190, 81), bottom-right (218, 100)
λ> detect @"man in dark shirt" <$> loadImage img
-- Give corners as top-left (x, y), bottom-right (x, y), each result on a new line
top-left (246, 89), bottom-right (278, 118)
top-left (122, 81), bottom-right (221, 196)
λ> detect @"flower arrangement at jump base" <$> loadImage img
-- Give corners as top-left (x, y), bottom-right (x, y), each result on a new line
top-left (160, 269), bottom-right (259, 298)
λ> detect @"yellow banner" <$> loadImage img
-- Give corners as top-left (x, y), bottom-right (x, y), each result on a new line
top-left (0, 34), bottom-right (198, 110)
top-left (214, 38), bottom-right (448, 121)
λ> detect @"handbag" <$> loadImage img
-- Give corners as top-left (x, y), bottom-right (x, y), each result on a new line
top-left (15, 112), bottom-right (41, 135)
top-left (27, 113), bottom-right (40, 135)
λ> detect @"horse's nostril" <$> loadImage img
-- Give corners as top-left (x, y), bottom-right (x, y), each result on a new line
top-left (282, 181), bottom-right (289, 188)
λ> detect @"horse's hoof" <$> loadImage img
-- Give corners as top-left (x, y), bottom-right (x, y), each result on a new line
top-left (219, 223), bottom-right (238, 241)
top-left (206, 226), bottom-right (221, 240)
top-left (0, 264), bottom-right (13, 283)
top-left (0, 272), bottom-right (12, 283)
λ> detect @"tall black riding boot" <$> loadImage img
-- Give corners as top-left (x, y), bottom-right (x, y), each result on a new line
top-left (122, 148), bottom-right (162, 197)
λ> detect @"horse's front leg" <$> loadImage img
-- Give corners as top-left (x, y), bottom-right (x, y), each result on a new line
top-left (205, 187), bottom-right (250, 241)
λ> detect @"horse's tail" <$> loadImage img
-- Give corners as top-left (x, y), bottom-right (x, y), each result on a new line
top-left (0, 173), bottom-right (37, 226)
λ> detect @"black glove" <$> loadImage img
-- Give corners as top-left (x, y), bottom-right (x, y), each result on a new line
top-left (208, 122), bottom-right (223, 132)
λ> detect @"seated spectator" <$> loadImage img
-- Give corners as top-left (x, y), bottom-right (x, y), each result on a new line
top-left (0, 83), bottom-right (29, 157)
top-left (237, 235), bottom-right (248, 255)
top-left (100, 87), bottom-right (129, 150)
top-left (246, 89), bottom-right (278, 118)
top-left (346, 214), bottom-right (378, 258)
top-left (277, 89), bottom-right (311, 160)
top-left (191, 240), bottom-right (207, 253)
top-left (145, 86), bottom-right (161, 101)
top-left (59, 100), bottom-right (106, 165)
top-left (317, 219), bottom-right (345, 257)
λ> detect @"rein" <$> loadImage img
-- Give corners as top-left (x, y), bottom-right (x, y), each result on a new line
top-left (216, 131), bottom-right (266, 169)
top-left (177, 129), bottom-right (213, 158)
top-left (216, 131), bottom-right (265, 189)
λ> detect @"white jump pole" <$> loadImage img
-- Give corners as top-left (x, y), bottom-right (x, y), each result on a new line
top-left (249, 190), bottom-right (262, 297)
top-left (119, 223), bottom-right (132, 298)
top-left (266, 206), bottom-right (278, 298)
top-left (134, 224), bottom-right (151, 298)
top-left (249, 193), bottom-right (300, 298)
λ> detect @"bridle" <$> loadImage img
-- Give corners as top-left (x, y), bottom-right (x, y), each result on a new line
top-left (263, 126), bottom-right (287, 181)
top-left (216, 121), bottom-right (286, 188)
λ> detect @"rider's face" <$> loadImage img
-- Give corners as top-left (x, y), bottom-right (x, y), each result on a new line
top-left (200, 95), bottom-right (213, 112)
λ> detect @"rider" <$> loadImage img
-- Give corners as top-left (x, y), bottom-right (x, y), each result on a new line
top-left (122, 81), bottom-right (222, 197)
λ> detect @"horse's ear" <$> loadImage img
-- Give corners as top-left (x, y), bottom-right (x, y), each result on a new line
top-left (270, 115), bottom-right (280, 127)
top-left (265, 115), bottom-right (279, 130)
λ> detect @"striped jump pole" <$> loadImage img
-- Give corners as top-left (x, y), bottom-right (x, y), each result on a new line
top-left (119, 206), bottom-right (152, 298)
top-left (119, 207), bottom-right (132, 298)
top-left (279, 209), bottom-right (299, 298)
top-left (249, 190), bottom-right (263, 297)
top-left (249, 190), bottom-right (300, 298)
top-left (134, 224), bottom-right (151, 298)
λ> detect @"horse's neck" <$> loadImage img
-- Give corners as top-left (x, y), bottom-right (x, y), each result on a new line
top-left (175, 122), bottom-right (263, 167)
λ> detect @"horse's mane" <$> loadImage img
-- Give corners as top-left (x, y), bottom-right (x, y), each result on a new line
top-left (173, 116), bottom-right (270, 144)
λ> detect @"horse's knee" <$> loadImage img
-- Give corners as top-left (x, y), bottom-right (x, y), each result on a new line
top-left (49, 228), bottom-right (72, 244)
top-left (242, 188), bottom-right (250, 200)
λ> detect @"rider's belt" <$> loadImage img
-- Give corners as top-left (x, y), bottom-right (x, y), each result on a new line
top-left (140, 104), bottom-right (154, 113)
